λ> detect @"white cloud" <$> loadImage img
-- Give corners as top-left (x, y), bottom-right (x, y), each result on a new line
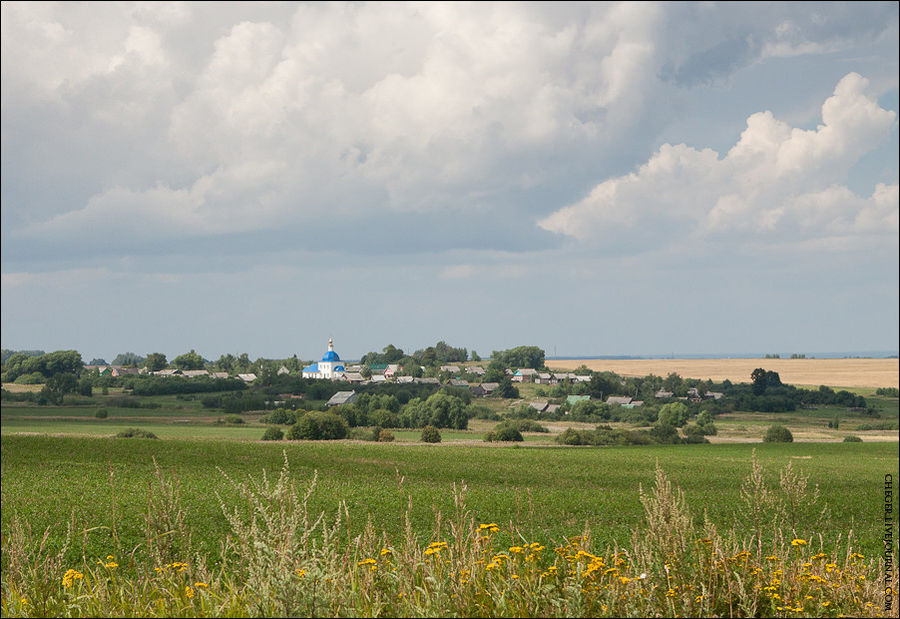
top-left (539, 73), bottom-right (898, 251)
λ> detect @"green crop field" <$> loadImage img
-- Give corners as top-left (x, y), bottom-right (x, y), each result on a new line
top-left (2, 435), bottom-right (896, 572)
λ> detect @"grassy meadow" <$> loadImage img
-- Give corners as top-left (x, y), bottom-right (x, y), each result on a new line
top-left (2, 377), bottom-right (898, 616)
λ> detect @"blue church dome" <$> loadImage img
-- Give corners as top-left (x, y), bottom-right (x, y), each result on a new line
top-left (320, 337), bottom-right (341, 362)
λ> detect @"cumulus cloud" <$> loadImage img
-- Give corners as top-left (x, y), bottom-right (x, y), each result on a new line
top-left (539, 73), bottom-right (898, 252)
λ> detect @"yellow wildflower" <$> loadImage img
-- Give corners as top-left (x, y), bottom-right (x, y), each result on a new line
top-left (194, 582), bottom-right (208, 589)
top-left (478, 523), bottom-right (501, 533)
top-left (62, 569), bottom-right (83, 588)
top-left (509, 546), bottom-right (524, 554)
top-left (297, 569), bottom-right (306, 579)
top-left (380, 548), bottom-right (393, 557)
top-left (185, 586), bottom-right (194, 599)
top-left (358, 558), bottom-right (377, 572)
top-left (791, 538), bottom-right (807, 547)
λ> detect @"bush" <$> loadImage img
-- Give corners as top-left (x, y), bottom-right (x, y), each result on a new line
top-left (420, 425), bottom-right (441, 443)
top-left (875, 387), bottom-right (899, 397)
top-left (223, 414), bottom-right (245, 424)
top-left (843, 435), bottom-right (863, 442)
top-left (259, 408), bottom-right (297, 425)
top-left (289, 411), bottom-right (348, 440)
top-left (115, 428), bottom-right (158, 439)
top-left (763, 424), bottom-right (793, 443)
top-left (484, 421), bottom-right (524, 442)
top-left (508, 418), bottom-right (549, 433)
top-left (261, 426), bottom-right (284, 441)
top-left (94, 408), bottom-right (108, 419)
top-left (378, 429), bottom-right (395, 442)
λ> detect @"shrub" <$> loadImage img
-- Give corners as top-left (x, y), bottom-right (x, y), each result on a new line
top-left (509, 418), bottom-right (549, 433)
top-left (289, 411), bottom-right (347, 440)
top-left (843, 435), bottom-right (863, 442)
top-left (420, 425), bottom-right (441, 443)
top-left (378, 429), bottom-right (395, 442)
top-left (763, 424), bottom-right (793, 443)
top-left (484, 421), bottom-right (524, 442)
top-left (115, 428), bottom-right (158, 439)
top-left (259, 408), bottom-right (297, 425)
top-left (223, 414), bottom-right (245, 424)
top-left (261, 426), bottom-right (284, 441)
top-left (94, 408), bottom-right (108, 419)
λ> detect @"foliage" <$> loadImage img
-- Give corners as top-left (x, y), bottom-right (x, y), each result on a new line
top-left (420, 425), bottom-right (441, 443)
top-left (222, 414), bottom-right (244, 425)
top-left (1, 350), bottom-right (83, 383)
top-left (483, 421), bottom-right (524, 442)
top-left (876, 387), bottom-right (899, 397)
top-left (412, 341), bottom-right (468, 366)
top-left (842, 435), bottom-right (862, 442)
top-left (261, 427), bottom-right (284, 441)
top-left (763, 424), bottom-right (794, 443)
top-left (114, 428), bottom-right (158, 439)
top-left (378, 429), bottom-right (395, 442)
top-left (657, 401), bottom-right (690, 427)
top-left (171, 350), bottom-right (206, 371)
top-left (94, 409), bottom-right (108, 419)
top-left (259, 409), bottom-right (299, 425)
top-left (110, 352), bottom-right (145, 367)
top-left (144, 353), bottom-right (168, 372)
top-left (490, 345), bottom-right (545, 370)
top-left (289, 411), bottom-right (348, 440)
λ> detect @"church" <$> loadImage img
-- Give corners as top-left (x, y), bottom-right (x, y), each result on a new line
top-left (302, 338), bottom-right (345, 380)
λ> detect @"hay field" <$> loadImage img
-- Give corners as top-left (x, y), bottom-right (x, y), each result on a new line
top-left (545, 357), bottom-right (898, 388)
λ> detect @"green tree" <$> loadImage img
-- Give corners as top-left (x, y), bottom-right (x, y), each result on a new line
top-left (172, 349), bottom-right (206, 371)
top-left (111, 352), bottom-right (144, 366)
top-left (145, 353), bottom-right (168, 372)
top-left (657, 402), bottom-right (690, 428)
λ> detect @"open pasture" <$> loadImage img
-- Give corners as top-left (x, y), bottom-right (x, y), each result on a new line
top-left (546, 357), bottom-right (899, 388)
top-left (1, 435), bottom-right (896, 567)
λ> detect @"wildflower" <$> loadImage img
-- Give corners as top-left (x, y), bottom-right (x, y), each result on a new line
top-left (380, 548), bottom-right (393, 557)
top-left (529, 542), bottom-right (545, 551)
top-left (358, 558), bottom-right (377, 572)
top-left (618, 576), bottom-right (632, 585)
top-left (665, 588), bottom-right (676, 597)
top-left (62, 569), bottom-right (83, 588)
top-left (791, 538), bottom-right (807, 547)
top-left (509, 546), bottom-right (524, 554)
top-left (105, 561), bottom-right (118, 569)
top-left (849, 552), bottom-right (865, 560)
top-left (478, 523), bottom-right (501, 533)
top-left (185, 586), bottom-right (194, 599)
top-left (194, 582), bottom-right (208, 589)
top-left (696, 538), bottom-right (712, 545)
top-left (106, 555), bottom-right (115, 561)
top-left (811, 552), bottom-right (827, 560)
top-left (604, 567), bottom-right (618, 575)
top-left (297, 569), bottom-right (306, 579)
top-left (425, 541), bottom-right (448, 556)
top-left (20, 598), bottom-right (27, 605)
top-left (822, 601), bottom-right (831, 607)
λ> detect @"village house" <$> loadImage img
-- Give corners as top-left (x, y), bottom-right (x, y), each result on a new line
top-left (327, 390), bottom-right (357, 407)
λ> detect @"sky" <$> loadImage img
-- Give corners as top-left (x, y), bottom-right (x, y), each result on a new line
top-left (1, 1), bottom-right (898, 363)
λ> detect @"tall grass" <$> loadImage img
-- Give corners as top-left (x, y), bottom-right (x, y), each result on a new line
top-left (1, 450), bottom-right (895, 617)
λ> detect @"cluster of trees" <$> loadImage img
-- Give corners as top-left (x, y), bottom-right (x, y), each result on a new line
top-left (724, 370), bottom-right (867, 412)
top-left (259, 389), bottom-right (474, 431)
top-left (2, 350), bottom-right (83, 383)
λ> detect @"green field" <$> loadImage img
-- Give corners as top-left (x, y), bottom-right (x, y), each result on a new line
top-left (2, 435), bottom-right (896, 573)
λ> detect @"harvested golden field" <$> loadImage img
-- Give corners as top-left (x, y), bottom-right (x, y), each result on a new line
top-left (545, 357), bottom-right (898, 388)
